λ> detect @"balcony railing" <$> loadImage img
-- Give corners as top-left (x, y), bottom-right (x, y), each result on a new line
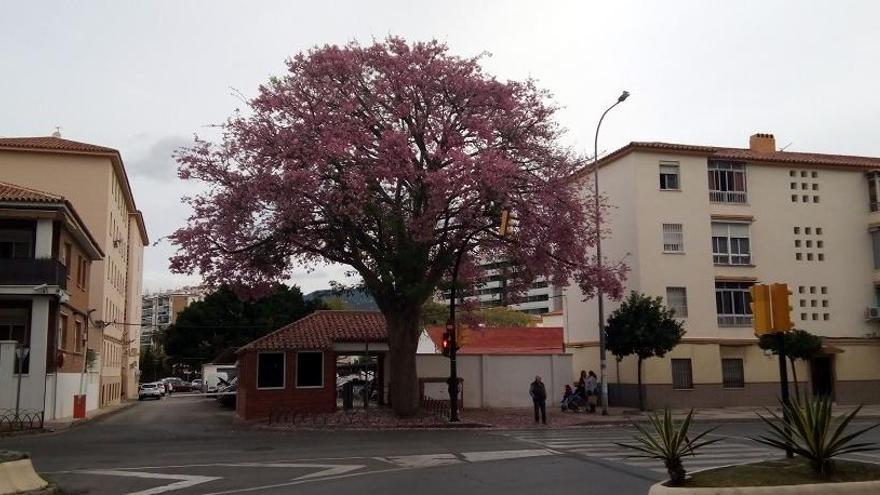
top-left (0, 258), bottom-right (67, 289)
top-left (710, 190), bottom-right (748, 204)
top-left (717, 315), bottom-right (752, 327)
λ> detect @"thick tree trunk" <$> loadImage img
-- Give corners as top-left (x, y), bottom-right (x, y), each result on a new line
top-left (789, 357), bottom-right (800, 401)
top-left (637, 357), bottom-right (644, 412)
top-left (384, 310), bottom-right (422, 417)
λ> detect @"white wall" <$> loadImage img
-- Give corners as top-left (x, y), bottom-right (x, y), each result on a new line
top-left (416, 353), bottom-right (572, 408)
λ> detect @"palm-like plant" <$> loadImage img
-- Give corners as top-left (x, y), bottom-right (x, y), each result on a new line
top-left (616, 409), bottom-right (721, 485)
top-left (753, 396), bottom-right (880, 477)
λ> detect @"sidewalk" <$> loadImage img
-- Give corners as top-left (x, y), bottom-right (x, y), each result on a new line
top-left (41, 401), bottom-right (136, 433)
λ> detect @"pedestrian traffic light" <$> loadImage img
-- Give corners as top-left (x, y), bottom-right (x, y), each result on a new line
top-left (441, 332), bottom-right (451, 357)
top-left (750, 284), bottom-right (772, 335)
top-left (770, 283), bottom-right (794, 332)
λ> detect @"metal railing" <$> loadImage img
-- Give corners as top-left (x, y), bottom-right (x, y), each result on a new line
top-left (0, 409), bottom-right (44, 432)
top-left (709, 190), bottom-right (748, 204)
top-left (0, 258), bottom-right (67, 288)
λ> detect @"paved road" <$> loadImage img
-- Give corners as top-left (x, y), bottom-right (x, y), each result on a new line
top-left (2, 397), bottom-right (879, 495)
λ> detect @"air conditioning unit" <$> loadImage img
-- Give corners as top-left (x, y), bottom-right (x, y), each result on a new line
top-left (867, 307), bottom-right (880, 320)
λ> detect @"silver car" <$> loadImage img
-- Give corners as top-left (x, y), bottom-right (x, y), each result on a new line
top-left (138, 382), bottom-right (163, 400)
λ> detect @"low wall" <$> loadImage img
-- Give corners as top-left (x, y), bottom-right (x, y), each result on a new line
top-left (416, 353), bottom-right (572, 408)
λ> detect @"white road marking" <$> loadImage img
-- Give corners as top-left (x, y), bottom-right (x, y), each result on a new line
top-left (228, 462), bottom-right (365, 480)
top-left (383, 453), bottom-right (460, 468)
top-left (461, 449), bottom-right (557, 462)
top-left (77, 470), bottom-right (220, 495)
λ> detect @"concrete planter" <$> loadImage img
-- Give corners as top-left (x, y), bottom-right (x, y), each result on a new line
top-left (649, 479), bottom-right (880, 495)
top-left (0, 451), bottom-right (49, 495)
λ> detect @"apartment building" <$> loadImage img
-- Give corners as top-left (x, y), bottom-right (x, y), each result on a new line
top-left (140, 288), bottom-right (204, 348)
top-left (0, 182), bottom-right (103, 420)
top-left (565, 133), bottom-right (880, 408)
top-left (437, 262), bottom-right (562, 315)
top-left (0, 135), bottom-right (148, 407)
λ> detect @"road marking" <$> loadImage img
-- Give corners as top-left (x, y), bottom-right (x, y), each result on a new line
top-left (460, 449), bottom-right (557, 462)
top-left (227, 462), bottom-right (365, 480)
top-left (77, 470), bottom-right (220, 495)
top-left (383, 453), bottom-right (460, 468)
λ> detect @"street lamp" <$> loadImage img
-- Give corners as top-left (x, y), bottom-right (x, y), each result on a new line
top-left (593, 90), bottom-right (629, 416)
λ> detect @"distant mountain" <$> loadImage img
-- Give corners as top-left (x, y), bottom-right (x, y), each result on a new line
top-left (304, 287), bottom-right (378, 310)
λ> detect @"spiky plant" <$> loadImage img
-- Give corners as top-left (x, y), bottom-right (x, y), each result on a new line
top-left (616, 409), bottom-right (721, 485)
top-left (753, 396), bottom-right (880, 477)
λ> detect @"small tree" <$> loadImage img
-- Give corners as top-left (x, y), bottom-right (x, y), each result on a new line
top-left (758, 329), bottom-right (822, 400)
top-left (605, 292), bottom-right (685, 411)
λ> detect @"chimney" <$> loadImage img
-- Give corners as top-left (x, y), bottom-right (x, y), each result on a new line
top-left (749, 133), bottom-right (775, 153)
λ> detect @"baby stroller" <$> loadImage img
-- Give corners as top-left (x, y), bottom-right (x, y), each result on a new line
top-left (561, 384), bottom-right (587, 412)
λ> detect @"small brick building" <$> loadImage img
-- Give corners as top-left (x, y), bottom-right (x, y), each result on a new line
top-left (235, 310), bottom-right (388, 421)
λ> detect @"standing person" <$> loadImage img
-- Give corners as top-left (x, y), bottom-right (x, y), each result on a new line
top-left (576, 370), bottom-right (587, 398)
top-left (585, 370), bottom-right (598, 413)
top-left (529, 375), bottom-right (547, 425)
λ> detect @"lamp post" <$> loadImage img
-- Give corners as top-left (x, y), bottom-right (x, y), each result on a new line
top-left (593, 90), bottom-right (629, 416)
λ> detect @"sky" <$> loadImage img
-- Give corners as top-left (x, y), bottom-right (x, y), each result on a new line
top-left (2, 1), bottom-right (879, 294)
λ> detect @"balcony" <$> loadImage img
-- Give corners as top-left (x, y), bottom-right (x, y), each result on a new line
top-left (0, 258), bottom-right (67, 289)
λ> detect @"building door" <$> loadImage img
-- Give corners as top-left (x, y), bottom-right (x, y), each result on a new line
top-left (810, 356), bottom-right (834, 399)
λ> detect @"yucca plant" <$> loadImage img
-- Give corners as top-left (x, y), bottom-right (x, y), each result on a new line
top-left (616, 409), bottom-right (721, 485)
top-left (754, 396), bottom-right (880, 477)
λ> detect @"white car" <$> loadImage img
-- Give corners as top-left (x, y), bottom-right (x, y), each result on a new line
top-left (138, 382), bottom-right (163, 400)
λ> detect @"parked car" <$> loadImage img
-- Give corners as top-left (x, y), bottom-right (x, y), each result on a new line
top-left (161, 377), bottom-right (193, 393)
top-left (191, 378), bottom-right (204, 392)
top-left (138, 382), bottom-right (163, 401)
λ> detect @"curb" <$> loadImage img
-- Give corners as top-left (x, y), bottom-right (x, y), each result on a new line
top-left (34, 401), bottom-right (138, 436)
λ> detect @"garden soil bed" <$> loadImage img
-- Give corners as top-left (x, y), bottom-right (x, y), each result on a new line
top-left (684, 458), bottom-right (880, 487)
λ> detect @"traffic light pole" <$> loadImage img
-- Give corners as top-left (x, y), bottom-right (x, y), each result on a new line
top-left (446, 246), bottom-right (466, 423)
top-left (776, 331), bottom-right (793, 458)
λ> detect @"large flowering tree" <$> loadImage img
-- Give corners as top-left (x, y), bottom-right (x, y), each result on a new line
top-left (170, 37), bottom-right (626, 416)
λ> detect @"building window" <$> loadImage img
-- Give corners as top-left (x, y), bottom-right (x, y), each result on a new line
top-left (256, 352), bottom-right (285, 389)
top-left (659, 162), bottom-right (680, 190)
top-left (708, 161), bottom-right (747, 203)
top-left (0, 225), bottom-right (34, 259)
top-left (0, 307), bottom-right (29, 374)
top-left (666, 287), bottom-right (688, 318)
top-left (872, 230), bottom-right (880, 269)
top-left (59, 314), bottom-right (69, 351)
top-left (869, 172), bottom-right (880, 212)
top-left (715, 281), bottom-right (753, 326)
top-left (712, 222), bottom-right (751, 265)
top-left (296, 351), bottom-right (324, 388)
top-left (74, 320), bottom-right (84, 353)
top-left (722, 358), bottom-right (745, 389)
top-left (76, 256), bottom-right (88, 288)
top-left (671, 359), bottom-right (693, 390)
top-left (61, 242), bottom-right (72, 268)
top-left (662, 223), bottom-right (684, 253)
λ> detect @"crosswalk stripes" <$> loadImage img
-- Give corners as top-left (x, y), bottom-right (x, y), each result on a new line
top-left (497, 429), bottom-right (779, 473)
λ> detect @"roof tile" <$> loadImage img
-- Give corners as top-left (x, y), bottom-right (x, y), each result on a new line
top-left (0, 136), bottom-right (117, 154)
top-left (0, 181), bottom-right (64, 203)
top-left (242, 311), bottom-right (387, 351)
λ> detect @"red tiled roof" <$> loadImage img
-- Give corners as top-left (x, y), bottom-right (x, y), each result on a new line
top-left (573, 141), bottom-right (880, 180)
top-left (425, 325), bottom-right (564, 355)
top-left (0, 181), bottom-right (64, 203)
top-left (0, 136), bottom-right (117, 154)
top-left (241, 311), bottom-right (388, 352)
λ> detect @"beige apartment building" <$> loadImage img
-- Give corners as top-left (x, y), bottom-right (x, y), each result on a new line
top-left (140, 287), bottom-right (204, 349)
top-left (0, 135), bottom-right (148, 409)
top-left (565, 133), bottom-right (880, 408)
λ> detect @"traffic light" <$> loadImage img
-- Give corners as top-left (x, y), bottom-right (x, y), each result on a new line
top-left (441, 332), bottom-right (451, 357)
top-left (750, 284), bottom-right (772, 335)
top-left (499, 209), bottom-right (511, 236)
top-left (770, 283), bottom-right (793, 332)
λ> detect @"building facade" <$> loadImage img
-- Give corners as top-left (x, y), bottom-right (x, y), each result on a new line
top-left (140, 288), bottom-right (203, 349)
top-left (0, 182), bottom-right (103, 420)
top-left (437, 261), bottom-right (562, 315)
top-left (565, 133), bottom-right (880, 408)
top-left (0, 136), bottom-right (148, 407)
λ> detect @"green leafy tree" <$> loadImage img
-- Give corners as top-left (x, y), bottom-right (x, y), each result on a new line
top-left (138, 346), bottom-right (166, 383)
top-left (477, 306), bottom-right (534, 327)
top-left (758, 329), bottom-right (822, 400)
top-left (323, 297), bottom-right (349, 310)
top-left (163, 284), bottom-right (324, 367)
top-left (605, 292), bottom-right (685, 411)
